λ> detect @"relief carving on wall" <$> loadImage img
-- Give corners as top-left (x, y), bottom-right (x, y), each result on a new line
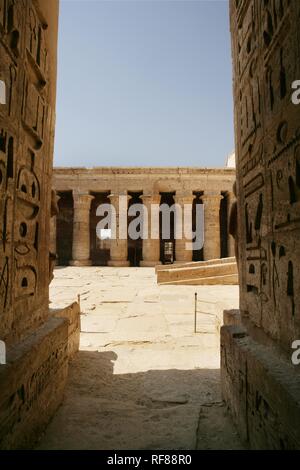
top-left (232, 0), bottom-right (300, 347)
top-left (0, 0), bottom-right (53, 342)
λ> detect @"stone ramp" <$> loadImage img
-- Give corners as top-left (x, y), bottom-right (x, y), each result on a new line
top-left (156, 258), bottom-right (238, 285)
top-left (155, 256), bottom-right (236, 272)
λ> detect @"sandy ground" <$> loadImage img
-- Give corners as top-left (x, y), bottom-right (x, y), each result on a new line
top-left (37, 267), bottom-right (244, 450)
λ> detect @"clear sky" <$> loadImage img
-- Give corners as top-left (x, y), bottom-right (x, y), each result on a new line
top-left (54, 0), bottom-right (234, 168)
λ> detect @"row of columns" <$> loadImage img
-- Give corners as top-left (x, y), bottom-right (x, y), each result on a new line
top-left (51, 189), bottom-right (236, 266)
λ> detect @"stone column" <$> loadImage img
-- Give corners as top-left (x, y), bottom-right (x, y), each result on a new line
top-left (140, 193), bottom-right (161, 267)
top-left (70, 191), bottom-right (94, 266)
top-left (49, 193), bottom-right (60, 260)
top-left (108, 192), bottom-right (130, 267)
top-left (49, 217), bottom-right (57, 254)
top-left (174, 192), bottom-right (195, 263)
top-left (201, 191), bottom-right (223, 261)
top-left (227, 190), bottom-right (236, 258)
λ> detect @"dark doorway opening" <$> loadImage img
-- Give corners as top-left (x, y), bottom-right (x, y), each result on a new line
top-left (193, 192), bottom-right (204, 261)
top-left (160, 192), bottom-right (175, 263)
top-left (128, 192), bottom-right (143, 266)
top-left (57, 191), bottom-right (73, 265)
top-left (220, 191), bottom-right (228, 258)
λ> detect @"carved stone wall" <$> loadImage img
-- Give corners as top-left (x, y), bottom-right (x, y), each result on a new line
top-left (232, 0), bottom-right (300, 351)
top-left (221, 0), bottom-right (300, 449)
top-left (0, 0), bottom-right (58, 346)
top-left (0, 1), bottom-right (80, 450)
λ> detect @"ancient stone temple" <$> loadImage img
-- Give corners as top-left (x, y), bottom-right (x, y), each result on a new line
top-left (0, 0), bottom-right (79, 449)
top-left (221, 0), bottom-right (300, 449)
top-left (1, 0), bottom-right (300, 452)
top-left (51, 167), bottom-right (236, 267)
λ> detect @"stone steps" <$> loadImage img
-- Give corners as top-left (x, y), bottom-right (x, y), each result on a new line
top-left (155, 256), bottom-right (236, 273)
top-left (157, 259), bottom-right (238, 285)
top-left (158, 273), bottom-right (238, 286)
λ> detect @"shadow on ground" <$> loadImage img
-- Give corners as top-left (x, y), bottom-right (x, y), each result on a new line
top-left (36, 350), bottom-right (244, 450)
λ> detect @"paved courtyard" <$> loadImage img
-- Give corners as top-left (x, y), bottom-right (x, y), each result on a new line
top-left (37, 267), bottom-right (244, 449)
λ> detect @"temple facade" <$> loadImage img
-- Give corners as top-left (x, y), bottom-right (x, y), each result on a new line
top-left (51, 167), bottom-right (236, 267)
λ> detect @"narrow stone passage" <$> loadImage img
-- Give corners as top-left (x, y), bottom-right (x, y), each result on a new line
top-left (37, 268), bottom-right (244, 450)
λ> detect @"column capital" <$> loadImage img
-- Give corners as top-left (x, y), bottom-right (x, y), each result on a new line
top-left (201, 191), bottom-right (223, 205)
top-left (108, 191), bottom-right (130, 201)
top-left (72, 190), bottom-right (94, 207)
top-left (174, 192), bottom-right (195, 205)
top-left (141, 193), bottom-right (161, 205)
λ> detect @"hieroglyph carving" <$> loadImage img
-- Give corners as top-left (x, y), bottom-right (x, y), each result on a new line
top-left (232, 0), bottom-right (300, 348)
top-left (0, 1), bottom-right (53, 342)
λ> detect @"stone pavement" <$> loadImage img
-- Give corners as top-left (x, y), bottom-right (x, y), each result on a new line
top-left (37, 267), bottom-right (244, 450)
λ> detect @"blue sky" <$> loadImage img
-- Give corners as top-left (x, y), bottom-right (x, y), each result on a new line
top-left (54, 0), bottom-right (234, 167)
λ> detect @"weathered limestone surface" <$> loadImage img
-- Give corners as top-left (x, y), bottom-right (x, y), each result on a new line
top-left (157, 260), bottom-right (238, 285)
top-left (202, 192), bottom-right (223, 261)
top-left (221, 325), bottom-right (300, 449)
top-left (140, 193), bottom-right (161, 267)
top-left (53, 301), bottom-right (81, 359)
top-left (0, 317), bottom-right (69, 450)
top-left (222, 0), bottom-right (300, 449)
top-left (37, 267), bottom-right (243, 450)
top-left (0, 0), bottom-right (59, 345)
top-left (161, 274), bottom-right (238, 286)
top-left (174, 192), bottom-right (194, 263)
top-left (0, 0), bottom-right (80, 450)
top-left (227, 191), bottom-right (236, 258)
top-left (53, 167), bottom-right (236, 194)
top-left (156, 256), bottom-right (236, 272)
top-left (50, 214), bottom-right (57, 255)
top-left (107, 192), bottom-right (130, 267)
top-left (223, 309), bottom-right (241, 327)
top-left (70, 191), bottom-right (94, 266)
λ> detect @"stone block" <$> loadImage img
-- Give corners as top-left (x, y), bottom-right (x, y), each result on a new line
top-left (52, 301), bottom-right (81, 358)
top-left (157, 260), bottom-right (238, 285)
top-left (0, 317), bottom-right (68, 449)
top-left (223, 309), bottom-right (241, 326)
top-left (221, 325), bottom-right (300, 449)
